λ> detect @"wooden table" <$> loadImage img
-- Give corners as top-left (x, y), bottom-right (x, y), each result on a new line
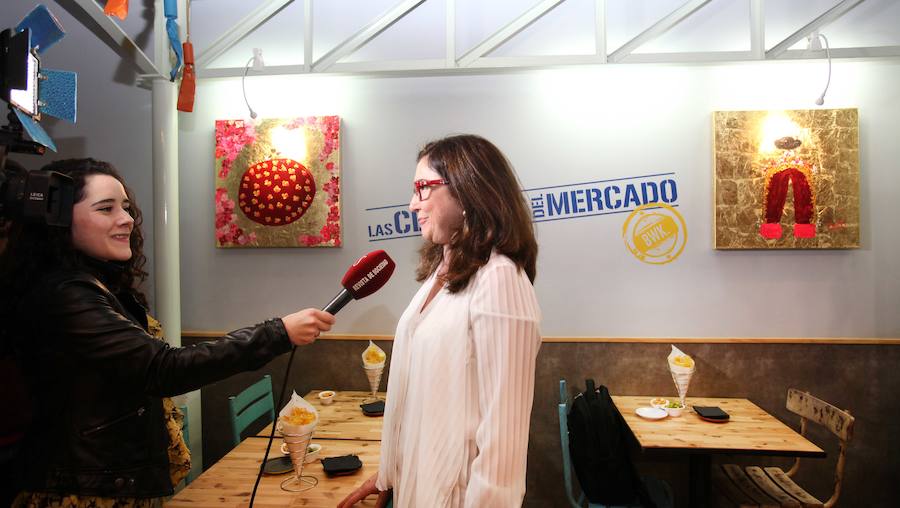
top-left (257, 390), bottom-right (386, 441)
top-left (612, 396), bottom-right (825, 508)
top-left (168, 437), bottom-right (380, 507)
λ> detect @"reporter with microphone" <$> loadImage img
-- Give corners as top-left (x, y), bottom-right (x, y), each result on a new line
top-left (0, 158), bottom-right (334, 507)
top-left (340, 135), bottom-right (542, 508)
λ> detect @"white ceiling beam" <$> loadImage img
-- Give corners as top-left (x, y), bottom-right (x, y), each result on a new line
top-left (185, 44), bottom-right (900, 80)
top-left (457, 0), bottom-right (568, 68)
top-left (195, 0), bottom-right (294, 70)
top-left (446, 0), bottom-right (456, 67)
top-left (312, 0), bottom-right (427, 72)
top-left (595, 0), bottom-right (607, 62)
top-left (61, 0), bottom-right (162, 77)
top-left (779, 45), bottom-right (900, 59)
top-left (303, 0), bottom-right (312, 72)
top-left (750, 0), bottom-right (764, 59)
top-left (608, 0), bottom-right (712, 63)
top-left (766, 0), bottom-right (865, 59)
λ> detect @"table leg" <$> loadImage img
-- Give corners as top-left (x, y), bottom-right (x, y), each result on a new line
top-left (689, 454), bottom-right (711, 508)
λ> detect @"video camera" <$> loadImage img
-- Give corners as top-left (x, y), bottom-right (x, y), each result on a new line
top-left (1, 4), bottom-right (76, 227)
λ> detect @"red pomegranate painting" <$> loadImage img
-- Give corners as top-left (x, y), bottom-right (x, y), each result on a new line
top-left (214, 116), bottom-right (341, 248)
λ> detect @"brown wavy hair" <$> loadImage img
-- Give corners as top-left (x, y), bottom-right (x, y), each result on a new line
top-left (414, 135), bottom-right (537, 292)
top-left (0, 158), bottom-right (149, 312)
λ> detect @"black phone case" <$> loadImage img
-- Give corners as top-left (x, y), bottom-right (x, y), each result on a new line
top-left (360, 400), bottom-right (385, 416)
top-left (694, 406), bottom-right (730, 419)
top-left (321, 454), bottom-right (363, 476)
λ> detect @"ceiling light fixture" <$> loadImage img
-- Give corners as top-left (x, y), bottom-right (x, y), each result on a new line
top-left (242, 48), bottom-right (264, 119)
top-left (807, 31), bottom-right (831, 106)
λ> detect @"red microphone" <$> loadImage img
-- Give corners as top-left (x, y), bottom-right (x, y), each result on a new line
top-left (323, 250), bottom-right (396, 314)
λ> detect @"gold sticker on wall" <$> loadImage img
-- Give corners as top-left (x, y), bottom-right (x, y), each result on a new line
top-left (622, 203), bottom-right (687, 264)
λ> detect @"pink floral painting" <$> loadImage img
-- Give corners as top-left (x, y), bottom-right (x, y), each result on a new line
top-left (214, 116), bottom-right (341, 248)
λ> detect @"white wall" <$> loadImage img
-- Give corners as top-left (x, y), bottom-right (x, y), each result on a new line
top-left (180, 59), bottom-right (900, 338)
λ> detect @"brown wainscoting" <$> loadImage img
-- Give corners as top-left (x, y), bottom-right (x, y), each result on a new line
top-left (182, 336), bottom-right (900, 508)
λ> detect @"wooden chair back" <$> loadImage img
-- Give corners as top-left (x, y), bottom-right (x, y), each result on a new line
top-left (785, 388), bottom-right (855, 508)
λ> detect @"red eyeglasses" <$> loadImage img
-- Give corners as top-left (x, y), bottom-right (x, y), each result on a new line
top-left (413, 179), bottom-right (449, 201)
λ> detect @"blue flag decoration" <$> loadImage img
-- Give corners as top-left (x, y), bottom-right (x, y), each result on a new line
top-left (165, 0), bottom-right (183, 81)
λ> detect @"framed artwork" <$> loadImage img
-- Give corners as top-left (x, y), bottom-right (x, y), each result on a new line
top-left (713, 109), bottom-right (859, 249)
top-left (215, 116), bottom-right (341, 248)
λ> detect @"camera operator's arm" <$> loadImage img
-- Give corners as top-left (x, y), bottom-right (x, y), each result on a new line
top-left (43, 275), bottom-right (331, 396)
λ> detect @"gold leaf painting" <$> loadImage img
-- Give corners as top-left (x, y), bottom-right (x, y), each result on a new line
top-left (713, 109), bottom-right (859, 249)
top-left (214, 116), bottom-right (341, 248)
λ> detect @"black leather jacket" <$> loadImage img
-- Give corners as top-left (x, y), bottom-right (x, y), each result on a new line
top-left (13, 266), bottom-right (293, 498)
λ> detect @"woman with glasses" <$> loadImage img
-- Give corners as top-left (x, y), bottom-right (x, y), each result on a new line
top-left (340, 135), bottom-right (542, 508)
top-left (0, 158), bottom-right (335, 507)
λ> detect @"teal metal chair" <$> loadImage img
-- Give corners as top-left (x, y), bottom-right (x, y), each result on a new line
top-left (558, 379), bottom-right (673, 508)
top-left (228, 375), bottom-right (276, 447)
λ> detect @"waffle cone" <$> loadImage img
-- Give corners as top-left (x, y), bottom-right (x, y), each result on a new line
top-left (364, 365), bottom-right (384, 395)
top-left (282, 430), bottom-right (313, 477)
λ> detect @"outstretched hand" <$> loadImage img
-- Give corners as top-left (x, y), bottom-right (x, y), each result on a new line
top-left (337, 473), bottom-right (389, 508)
top-left (281, 308), bottom-right (335, 346)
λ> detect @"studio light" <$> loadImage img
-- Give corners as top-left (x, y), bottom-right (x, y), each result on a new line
top-left (1, 5), bottom-right (76, 153)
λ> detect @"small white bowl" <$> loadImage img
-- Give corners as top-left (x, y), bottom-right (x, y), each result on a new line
top-left (666, 406), bottom-right (684, 417)
top-left (303, 443), bottom-right (322, 463)
top-left (650, 398), bottom-right (670, 409)
top-left (318, 390), bottom-right (335, 405)
top-left (281, 442), bottom-right (322, 463)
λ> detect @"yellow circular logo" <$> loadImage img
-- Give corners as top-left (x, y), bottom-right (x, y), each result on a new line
top-left (622, 203), bottom-right (687, 264)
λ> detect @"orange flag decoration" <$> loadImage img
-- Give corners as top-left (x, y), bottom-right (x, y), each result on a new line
top-left (177, 41), bottom-right (196, 112)
top-left (103, 0), bottom-right (129, 20)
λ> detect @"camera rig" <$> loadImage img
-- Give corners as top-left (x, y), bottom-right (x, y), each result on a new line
top-left (1, 4), bottom-right (76, 227)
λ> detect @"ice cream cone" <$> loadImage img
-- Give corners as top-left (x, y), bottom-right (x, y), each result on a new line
top-left (364, 364), bottom-right (384, 397)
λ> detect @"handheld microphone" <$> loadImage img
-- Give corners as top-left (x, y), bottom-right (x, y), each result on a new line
top-left (323, 250), bottom-right (396, 314)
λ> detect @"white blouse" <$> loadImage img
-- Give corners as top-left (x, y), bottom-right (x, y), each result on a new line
top-left (377, 252), bottom-right (542, 508)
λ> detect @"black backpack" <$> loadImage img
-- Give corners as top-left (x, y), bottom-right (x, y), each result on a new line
top-left (567, 379), bottom-right (654, 507)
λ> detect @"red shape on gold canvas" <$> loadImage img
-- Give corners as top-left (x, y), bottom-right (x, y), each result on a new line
top-left (238, 158), bottom-right (316, 227)
top-left (764, 167), bottom-right (814, 225)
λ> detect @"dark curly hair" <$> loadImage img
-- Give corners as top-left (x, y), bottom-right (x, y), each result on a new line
top-left (415, 135), bottom-right (537, 292)
top-left (0, 158), bottom-right (149, 316)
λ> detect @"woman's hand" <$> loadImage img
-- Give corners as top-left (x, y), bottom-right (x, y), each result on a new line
top-left (281, 308), bottom-right (335, 346)
top-left (337, 473), bottom-right (390, 508)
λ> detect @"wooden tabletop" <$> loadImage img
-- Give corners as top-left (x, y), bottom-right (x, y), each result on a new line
top-left (168, 437), bottom-right (380, 507)
top-left (612, 396), bottom-right (826, 457)
top-left (257, 390), bottom-right (386, 441)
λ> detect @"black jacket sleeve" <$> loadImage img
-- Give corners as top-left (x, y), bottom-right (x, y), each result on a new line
top-left (44, 276), bottom-right (293, 397)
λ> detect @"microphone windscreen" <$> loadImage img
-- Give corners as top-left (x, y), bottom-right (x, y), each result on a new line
top-left (341, 250), bottom-right (396, 299)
